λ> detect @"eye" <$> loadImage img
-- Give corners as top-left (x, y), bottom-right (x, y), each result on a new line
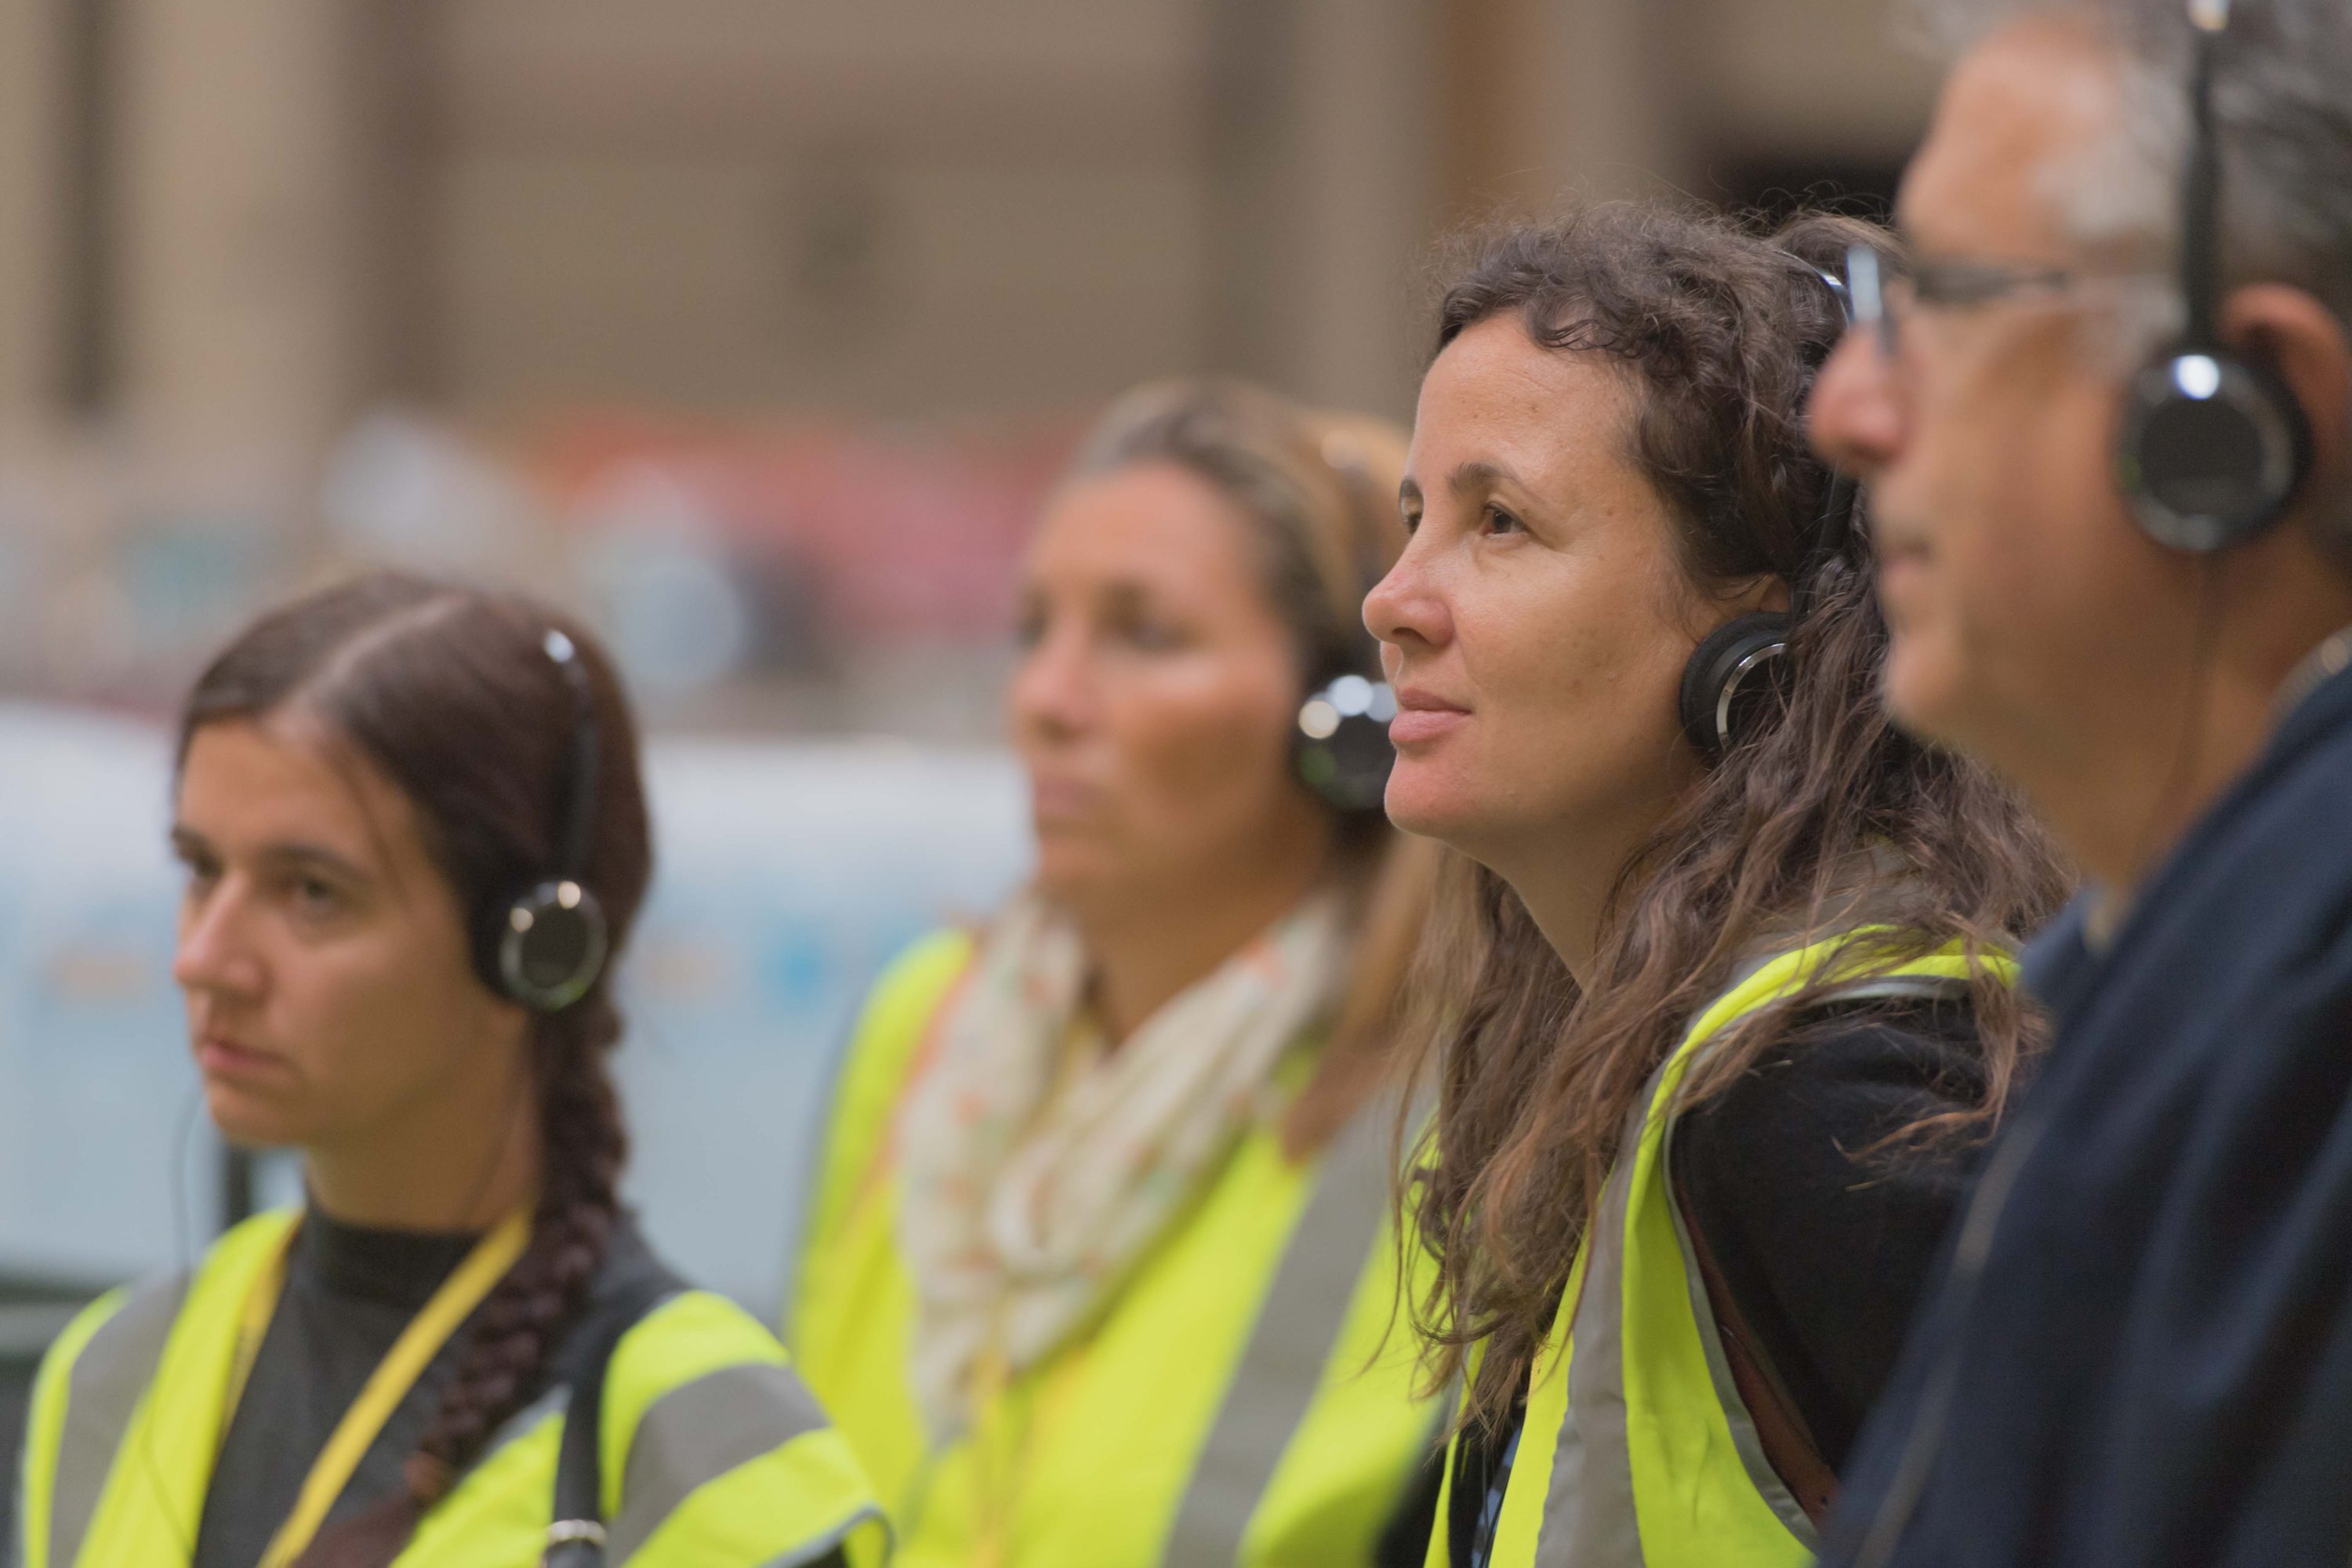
top-left (1399, 497), bottom-right (1423, 535)
top-left (1114, 615), bottom-right (1184, 653)
top-left (1014, 607), bottom-right (1047, 649)
top-left (1481, 503), bottom-right (1525, 537)
top-left (285, 873), bottom-right (347, 924)
top-left (177, 851), bottom-right (221, 898)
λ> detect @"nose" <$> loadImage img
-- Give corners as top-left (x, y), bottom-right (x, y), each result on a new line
top-left (172, 877), bottom-right (265, 1004)
top-left (1363, 534), bottom-right (1454, 662)
top-left (1007, 619), bottom-right (1097, 747)
top-left (1808, 329), bottom-right (1909, 483)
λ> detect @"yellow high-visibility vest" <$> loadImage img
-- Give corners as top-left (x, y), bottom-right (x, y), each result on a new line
top-left (20, 1209), bottom-right (885, 1568)
top-left (789, 929), bottom-right (1442, 1567)
top-left (1428, 936), bottom-right (2012, 1568)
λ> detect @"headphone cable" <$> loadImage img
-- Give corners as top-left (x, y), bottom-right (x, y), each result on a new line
top-left (2115, 557), bottom-right (2228, 911)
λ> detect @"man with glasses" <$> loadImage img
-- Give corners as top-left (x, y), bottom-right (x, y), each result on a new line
top-left (1807, 0), bottom-right (2352, 1564)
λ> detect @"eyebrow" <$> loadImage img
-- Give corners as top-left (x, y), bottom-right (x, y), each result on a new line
top-left (1021, 578), bottom-right (1160, 618)
top-left (1447, 459), bottom-right (1517, 498)
top-left (1095, 580), bottom-right (1159, 616)
top-left (169, 826), bottom-right (371, 885)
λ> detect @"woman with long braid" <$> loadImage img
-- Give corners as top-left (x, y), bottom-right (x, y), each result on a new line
top-left (13, 572), bottom-right (881, 1568)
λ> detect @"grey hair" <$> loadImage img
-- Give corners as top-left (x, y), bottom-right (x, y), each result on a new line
top-left (1907, 0), bottom-right (2352, 558)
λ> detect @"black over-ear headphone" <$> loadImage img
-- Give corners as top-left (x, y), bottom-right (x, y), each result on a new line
top-left (1290, 434), bottom-right (1399, 816)
top-left (483, 628), bottom-right (611, 1012)
top-left (2115, 0), bottom-right (2311, 552)
top-left (1679, 612), bottom-right (1799, 760)
top-left (1294, 630), bottom-right (1398, 815)
top-left (1675, 267), bottom-right (1860, 761)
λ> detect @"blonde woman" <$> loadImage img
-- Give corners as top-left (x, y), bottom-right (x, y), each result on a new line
top-left (789, 379), bottom-right (1444, 1566)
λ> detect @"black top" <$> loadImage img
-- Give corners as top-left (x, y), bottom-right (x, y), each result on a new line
top-left (1447, 998), bottom-right (1992, 1565)
top-left (1676, 998), bottom-right (1989, 1466)
top-left (194, 1209), bottom-right (680, 1568)
top-left (1824, 658), bottom-right (2352, 1568)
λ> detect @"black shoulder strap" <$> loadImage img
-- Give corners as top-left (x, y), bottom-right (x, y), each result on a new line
top-left (1672, 1164), bottom-right (1840, 1524)
top-left (544, 1273), bottom-right (678, 1567)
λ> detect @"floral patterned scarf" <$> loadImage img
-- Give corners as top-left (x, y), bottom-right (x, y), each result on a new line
top-left (893, 889), bottom-right (1346, 1438)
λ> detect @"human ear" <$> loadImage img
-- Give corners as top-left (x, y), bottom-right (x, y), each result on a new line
top-left (2221, 284), bottom-right (2351, 521)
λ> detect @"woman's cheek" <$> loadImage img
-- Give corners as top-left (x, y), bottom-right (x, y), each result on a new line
top-left (1134, 684), bottom-right (1288, 839)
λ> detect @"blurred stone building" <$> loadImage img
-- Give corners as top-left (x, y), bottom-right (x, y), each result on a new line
top-left (0, 0), bottom-right (1940, 728)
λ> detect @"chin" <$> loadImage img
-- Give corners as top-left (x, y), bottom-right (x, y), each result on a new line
top-left (1381, 768), bottom-right (1485, 848)
top-left (1880, 633), bottom-right (1969, 748)
top-left (201, 1083), bottom-right (303, 1152)
top-left (1029, 849), bottom-right (1126, 913)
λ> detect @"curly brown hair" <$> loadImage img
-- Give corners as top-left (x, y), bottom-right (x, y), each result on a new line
top-left (178, 571), bottom-right (652, 1566)
top-left (1400, 202), bottom-right (2073, 1428)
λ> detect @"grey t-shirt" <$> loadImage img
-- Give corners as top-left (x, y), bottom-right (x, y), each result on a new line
top-left (193, 1209), bottom-right (673, 1568)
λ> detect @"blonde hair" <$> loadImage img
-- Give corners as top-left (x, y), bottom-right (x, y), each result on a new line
top-left (1065, 378), bottom-right (1443, 1153)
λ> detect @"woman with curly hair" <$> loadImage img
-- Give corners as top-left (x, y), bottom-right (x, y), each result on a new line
top-left (1374, 205), bottom-right (2070, 1568)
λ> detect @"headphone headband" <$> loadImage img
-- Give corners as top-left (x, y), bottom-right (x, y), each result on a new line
top-left (544, 630), bottom-right (600, 881)
top-left (487, 626), bottom-right (611, 1014)
top-left (2112, 0), bottom-right (2312, 552)
top-left (2181, 5), bottom-right (2226, 345)
top-left (1781, 255), bottom-right (1864, 617)
top-left (1672, 249), bottom-right (1855, 760)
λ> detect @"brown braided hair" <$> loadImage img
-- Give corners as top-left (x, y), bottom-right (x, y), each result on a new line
top-left (177, 571), bottom-right (653, 1565)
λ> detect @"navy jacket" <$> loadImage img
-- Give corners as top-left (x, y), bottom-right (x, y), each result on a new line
top-left (1823, 656), bottom-right (2352, 1568)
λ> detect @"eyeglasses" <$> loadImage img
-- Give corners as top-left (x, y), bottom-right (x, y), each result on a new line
top-left (1843, 243), bottom-right (2165, 359)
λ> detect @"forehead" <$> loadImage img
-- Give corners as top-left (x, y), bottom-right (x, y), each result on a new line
top-left (1410, 315), bottom-right (1629, 479)
top-left (177, 716), bottom-right (416, 869)
top-left (1025, 461), bottom-right (1268, 604)
top-left (1901, 16), bottom-right (2125, 260)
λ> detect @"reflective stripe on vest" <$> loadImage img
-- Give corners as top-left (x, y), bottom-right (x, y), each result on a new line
top-left (20, 1212), bottom-right (884, 1568)
top-left (793, 931), bottom-right (1439, 1568)
top-left (22, 1273), bottom-right (188, 1568)
top-left (608, 1359), bottom-right (830, 1557)
top-left (1163, 1100), bottom-right (1397, 1562)
top-left (1464, 938), bottom-right (2009, 1568)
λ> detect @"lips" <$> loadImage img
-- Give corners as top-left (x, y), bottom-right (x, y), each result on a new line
top-left (195, 1034), bottom-right (289, 1083)
top-left (1027, 774), bottom-right (1102, 824)
top-left (1870, 503), bottom-right (1932, 564)
top-left (1389, 687), bottom-right (1470, 747)
top-left (1876, 527), bottom-right (1932, 596)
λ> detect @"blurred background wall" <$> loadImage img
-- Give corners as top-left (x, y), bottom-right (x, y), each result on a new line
top-left (0, 0), bottom-right (1947, 1488)
top-left (0, 0), bottom-right (1940, 734)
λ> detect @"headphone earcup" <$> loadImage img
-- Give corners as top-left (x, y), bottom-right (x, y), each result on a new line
top-left (2118, 348), bottom-right (2313, 553)
top-left (1679, 612), bottom-right (1792, 762)
top-left (1294, 672), bottom-right (1397, 815)
top-left (482, 879), bottom-right (610, 1013)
